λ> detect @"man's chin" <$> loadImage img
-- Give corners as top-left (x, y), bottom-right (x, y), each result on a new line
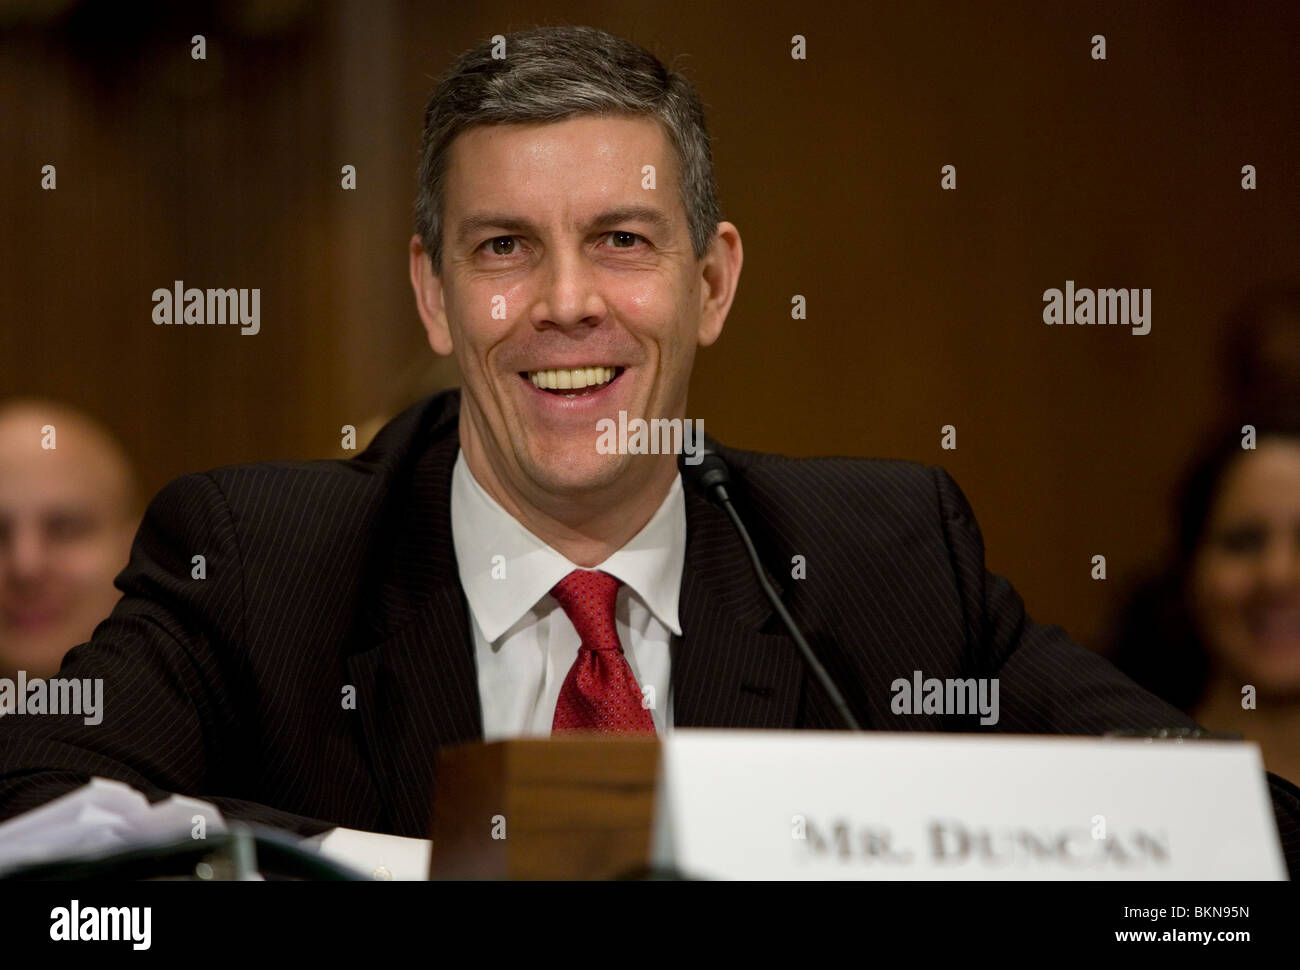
top-left (519, 447), bottom-right (637, 497)
top-left (0, 632), bottom-right (70, 679)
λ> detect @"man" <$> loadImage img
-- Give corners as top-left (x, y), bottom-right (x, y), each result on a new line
top-left (1, 25), bottom-right (1297, 874)
top-left (0, 400), bottom-right (137, 681)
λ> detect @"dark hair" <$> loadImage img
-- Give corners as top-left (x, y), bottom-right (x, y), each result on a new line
top-left (414, 25), bottom-right (722, 273)
top-left (1109, 412), bottom-right (1300, 711)
top-left (1221, 284), bottom-right (1300, 416)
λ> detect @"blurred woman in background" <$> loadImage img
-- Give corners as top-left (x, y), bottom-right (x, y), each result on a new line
top-left (1109, 413), bottom-right (1300, 784)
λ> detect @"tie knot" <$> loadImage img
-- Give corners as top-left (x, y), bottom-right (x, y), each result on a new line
top-left (550, 569), bottom-right (622, 652)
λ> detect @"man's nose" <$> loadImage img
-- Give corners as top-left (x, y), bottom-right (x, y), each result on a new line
top-left (532, 247), bottom-right (606, 330)
top-left (1258, 536), bottom-right (1300, 595)
top-left (2, 524), bottom-right (50, 583)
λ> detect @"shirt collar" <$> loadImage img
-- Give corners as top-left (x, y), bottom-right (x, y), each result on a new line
top-left (450, 449), bottom-right (685, 643)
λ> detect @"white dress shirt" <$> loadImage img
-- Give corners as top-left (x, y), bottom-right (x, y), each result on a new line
top-left (450, 450), bottom-right (684, 739)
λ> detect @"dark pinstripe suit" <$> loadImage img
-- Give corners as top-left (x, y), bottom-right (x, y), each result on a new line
top-left (1, 388), bottom-right (1297, 875)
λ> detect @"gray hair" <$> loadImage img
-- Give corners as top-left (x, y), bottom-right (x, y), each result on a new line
top-left (414, 25), bottom-right (722, 272)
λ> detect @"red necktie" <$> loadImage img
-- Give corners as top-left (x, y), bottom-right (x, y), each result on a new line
top-left (550, 569), bottom-right (657, 735)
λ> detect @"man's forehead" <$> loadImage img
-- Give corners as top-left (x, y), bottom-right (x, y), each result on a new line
top-left (443, 115), bottom-right (680, 224)
top-left (449, 114), bottom-right (670, 163)
top-left (0, 420), bottom-right (131, 515)
top-left (0, 477), bottom-right (114, 520)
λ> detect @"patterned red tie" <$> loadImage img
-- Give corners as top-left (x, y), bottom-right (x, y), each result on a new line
top-left (550, 569), bottom-right (657, 735)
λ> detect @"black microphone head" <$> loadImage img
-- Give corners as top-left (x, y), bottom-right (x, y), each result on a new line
top-left (678, 447), bottom-right (732, 504)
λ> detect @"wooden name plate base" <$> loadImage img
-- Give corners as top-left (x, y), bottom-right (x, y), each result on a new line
top-left (429, 736), bottom-right (661, 880)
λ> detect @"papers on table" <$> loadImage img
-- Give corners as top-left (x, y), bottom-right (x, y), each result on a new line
top-left (305, 826), bottom-right (431, 881)
top-left (0, 777), bottom-right (227, 875)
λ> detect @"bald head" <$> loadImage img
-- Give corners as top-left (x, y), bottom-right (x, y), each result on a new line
top-left (0, 400), bottom-right (138, 678)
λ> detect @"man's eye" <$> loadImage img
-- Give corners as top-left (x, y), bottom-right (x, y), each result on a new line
top-left (45, 513), bottom-right (94, 542)
top-left (1215, 526), bottom-right (1266, 555)
top-left (483, 236), bottom-right (517, 256)
top-left (607, 231), bottom-right (643, 248)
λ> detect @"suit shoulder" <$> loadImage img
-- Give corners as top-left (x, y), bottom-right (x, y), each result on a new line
top-left (710, 446), bottom-right (983, 562)
top-left (199, 389), bottom-right (457, 504)
top-left (719, 445), bottom-right (944, 515)
top-left (164, 390), bottom-right (459, 543)
top-left (704, 448), bottom-right (973, 606)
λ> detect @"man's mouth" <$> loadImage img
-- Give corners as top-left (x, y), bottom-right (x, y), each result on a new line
top-left (1, 603), bottom-right (64, 632)
top-left (1246, 608), bottom-right (1300, 648)
top-left (522, 366), bottom-right (623, 397)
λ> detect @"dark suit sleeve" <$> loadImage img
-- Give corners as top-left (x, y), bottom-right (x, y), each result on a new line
top-left (0, 473), bottom-right (335, 839)
top-left (931, 465), bottom-right (1300, 878)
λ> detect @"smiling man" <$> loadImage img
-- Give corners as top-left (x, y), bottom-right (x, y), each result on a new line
top-left (409, 111), bottom-right (738, 568)
top-left (0, 401), bottom-right (137, 681)
top-left (0, 25), bottom-right (1297, 876)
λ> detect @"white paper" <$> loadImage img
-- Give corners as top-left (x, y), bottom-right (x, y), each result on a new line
top-left (0, 777), bottom-right (227, 874)
top-left (309, 826), bottom-right (431, 881)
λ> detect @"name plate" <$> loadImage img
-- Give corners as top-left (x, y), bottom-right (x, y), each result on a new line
top-left (650, 731), bottom-right (1286, 879)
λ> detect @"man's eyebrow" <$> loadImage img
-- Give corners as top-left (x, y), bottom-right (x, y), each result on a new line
top-left (454, 206), bottom-right (673, 244)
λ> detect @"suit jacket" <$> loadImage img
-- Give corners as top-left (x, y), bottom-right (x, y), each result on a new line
top-left (2, 388), bottom-right (1297, 875)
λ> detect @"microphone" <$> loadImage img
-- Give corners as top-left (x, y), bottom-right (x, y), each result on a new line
top-left (678, 446), bottom-right (862, 731)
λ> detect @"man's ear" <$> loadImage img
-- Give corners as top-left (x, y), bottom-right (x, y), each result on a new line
top-left (409, 234), bottom-right (454, 356)
top-left (696, 221), bottom-right (743, 348)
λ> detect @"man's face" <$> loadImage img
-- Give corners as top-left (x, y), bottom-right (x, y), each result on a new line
top-left (0, 412), bottom-right (136, 678)
top-left (415, 115), bottom-right (731, 501)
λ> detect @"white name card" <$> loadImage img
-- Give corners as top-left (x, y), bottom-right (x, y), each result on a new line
top-left (649, 731), bottom-right (1287, 880)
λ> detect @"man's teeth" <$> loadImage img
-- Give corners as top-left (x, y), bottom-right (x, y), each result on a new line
top-left (528, 366), bottom-right (616, 390)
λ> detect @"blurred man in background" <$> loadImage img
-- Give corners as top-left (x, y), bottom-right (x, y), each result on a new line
top-left (0, 400), bottom-right (138, 680)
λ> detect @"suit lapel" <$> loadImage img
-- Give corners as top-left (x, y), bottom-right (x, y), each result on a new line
top-left (345, 396), bottom-right (483, 837)
top-left (671, 484), bottom-right (806, 729)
